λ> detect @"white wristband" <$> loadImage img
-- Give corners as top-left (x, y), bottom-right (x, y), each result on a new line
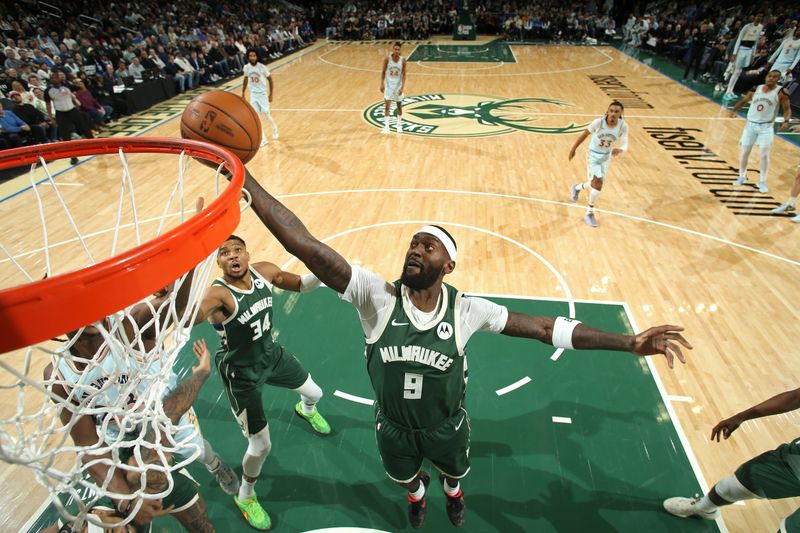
top-left (552, 317), bottom-right (581, 349)
top-left (299, 273), bottom-right (323, 293)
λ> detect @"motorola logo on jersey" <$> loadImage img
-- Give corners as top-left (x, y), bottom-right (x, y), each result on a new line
top-left (363, 93), bottom-right (589, 137)
top-left (437, 322), bottom-right (453, 340)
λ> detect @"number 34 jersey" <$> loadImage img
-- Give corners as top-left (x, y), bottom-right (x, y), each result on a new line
top-left (212, 268), bottom-right (276, 370)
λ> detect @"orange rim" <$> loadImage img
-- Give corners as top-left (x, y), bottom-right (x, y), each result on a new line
top-left (0, 138), bottom-right (245, 354)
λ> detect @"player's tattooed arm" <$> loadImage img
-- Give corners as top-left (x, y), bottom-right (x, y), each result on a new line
top-left (174, 496), bottom-right (215, 533)
top-left (503, 313), bottom-right (691, 368)
top-left (161, 339), bottom-right (212, 424)
top-left (242, 169), bottom-right (352, 293)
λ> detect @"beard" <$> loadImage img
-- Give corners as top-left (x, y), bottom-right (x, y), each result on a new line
top-left (400, 263), bottom-right (443, 290)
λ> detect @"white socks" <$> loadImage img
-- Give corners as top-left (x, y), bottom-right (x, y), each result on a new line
top-left (443, 479), bottom-right (460, 496)
top-left (759, 145), bottom-right (771, 185)
top-left (727, 68), bottom-right (743, 94)
top-left (408, 480), bottom-right (425, 501)
top-left (739, 144), bottom-right (753, 179)
top-left (239, 478), bottom-right (256, 501)
top-left (694, 494), bottom-right (718, 513)
top-left (788, 196), bottom-right (797, 207)
top-left (588, 187), bottom-right (601, 211)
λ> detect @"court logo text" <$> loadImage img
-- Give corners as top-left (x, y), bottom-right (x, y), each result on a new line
top-left (363, 94), bottom-right (588, 137)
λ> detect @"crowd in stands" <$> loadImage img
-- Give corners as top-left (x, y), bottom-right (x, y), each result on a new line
top-left (0, 0), bottom-right (315, 152)
top-left (619, 3), bottom-right (799, 94)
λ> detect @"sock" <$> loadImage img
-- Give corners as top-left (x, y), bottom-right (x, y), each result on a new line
top-left (738, 144), bottom-right (753, 178)
top-left (408, 481), bottom-right (426, 502)
top-left (239, 478), bottom-right (256, 501)
top-left (588, 187), bottom-right (601, 208)
top-left (301, 400), bottom-right (315, 415)
top-left (695, 494), bottom-right (718, 513)
top-left (758, 145), bottom-right (771, 184)
top-left (576, 180), bottom-right (592, 191)
top-left (205, 452), bottom-right (221, 472)
top-left (726, 68), bottom-right (742, 93)
top-left (788, 196), bottom-right (797, 207)
top-left (443, 479), bottom-right (460, 497)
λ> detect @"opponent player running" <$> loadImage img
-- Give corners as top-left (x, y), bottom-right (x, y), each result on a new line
top-left (730, 70), bottom-right (791, 193)
top-left (569, 100), bottom-right (629, 228)
top-left (380, 41), bottom-right (406, 135)
top-left (231, 167), bottom-right (691, 529)
top-left (242, 49), bottom-right (278, 146)
top-left (192, 235), bottom-right (331, 530)
top-left (664, 385), bottom-right (800, 531)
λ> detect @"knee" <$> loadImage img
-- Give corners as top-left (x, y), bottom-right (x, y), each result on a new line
top-left (591, 177), bottom-right (603, 190)
top-left (246, 426), bottom-right (272, 458)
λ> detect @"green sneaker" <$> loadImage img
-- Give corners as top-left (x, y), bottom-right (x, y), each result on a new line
top-left (234, 493), bottom-right (272, 530)
top-left (294, 402), bottom-right (331, 435)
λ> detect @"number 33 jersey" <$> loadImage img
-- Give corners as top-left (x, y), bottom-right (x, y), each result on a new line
top-left (588, 116), bottom-right (628, 162)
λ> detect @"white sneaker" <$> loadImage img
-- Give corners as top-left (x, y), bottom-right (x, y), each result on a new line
top-left (663, 497), bottom-right (720, 520)
top-left (772, 203), bottom-right (795, 214)
top-left (260, 137), bottom-right (268, 146)
top-left (381, 125), bottom-right (390, 135)
top-left (583, 212), bottom-right (598, 228)
top-left (757, 181), bottom-right (768, 194)
top-left (792, 215), bottom-right (800, 223)
top-left (734, 176), bottom-right (747, 186)
top-left (206, 455), bottom-right (240, 496)
top-left (272, 130), bottom-right (279, 140)
top-left (396, 120), bottom-right (402, 133)
top-left (569, 183), bottom-right (580, 202)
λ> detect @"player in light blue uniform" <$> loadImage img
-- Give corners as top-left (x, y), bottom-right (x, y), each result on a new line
top-left (769, 27), bottom-right (800, 82)
top-left (568, 100), bottom-right (629, 228)
top-left (380, 42), bottom-right (406, 134)
top-left (242, 49), bottom-right (278, 147)
top-left (730, 70), bottom-right (792, 193)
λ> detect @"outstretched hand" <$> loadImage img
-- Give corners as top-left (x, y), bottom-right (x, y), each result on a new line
top-left (711, 414), bottom-right (744, 442)
top-left (631, 325), bottom-right (692, 369)
top-left (191, 338), bottom-right (212, 375)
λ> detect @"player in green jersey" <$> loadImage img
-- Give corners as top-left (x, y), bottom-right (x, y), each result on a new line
top-left (193, 235), bottom-right (331, 531)
top-left (664, 386), bottom-right (800, 530)
top-left (231, 169), bottom-right (691, 529)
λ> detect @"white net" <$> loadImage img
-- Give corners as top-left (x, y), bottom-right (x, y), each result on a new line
top-left (0, 145), bottom-right (245, 530)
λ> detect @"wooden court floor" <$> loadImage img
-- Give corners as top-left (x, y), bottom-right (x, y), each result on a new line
top-left (1, 41), bottom-right (800, 532)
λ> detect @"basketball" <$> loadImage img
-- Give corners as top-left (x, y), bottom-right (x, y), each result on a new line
top-left (180, 91), bottom-right (262, 164)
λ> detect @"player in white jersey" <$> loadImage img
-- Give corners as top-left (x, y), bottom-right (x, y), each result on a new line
top-left (724, 13), bottom-right (764, 99)
top-left (380, 41), bottom-right (406, 134)
top-left (729, 70), bottom-right (791, 193)
top-left (769, 26), bottom-right (800, 81)
top-left (771, 124), bottom-right (800, 222)
top-left (568, 101), bottom-right (629, 228)
top-left (242, 50), bottom-right (278, 147)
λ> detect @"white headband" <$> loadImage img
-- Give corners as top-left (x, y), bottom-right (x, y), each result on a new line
top-left (418, 225), bottom-right (457, 262)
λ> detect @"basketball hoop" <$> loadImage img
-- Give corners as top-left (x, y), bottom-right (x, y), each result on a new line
top-left (0, 138), bottom-right (247, 530)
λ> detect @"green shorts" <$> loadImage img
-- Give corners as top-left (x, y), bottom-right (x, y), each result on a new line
top-left (735, 440), bottom-right (800, 499)
top-left (374, 407), bottom-right (471, 483)
top-left (217, 343), bottom-right (309, 436)
top-left (783, 509), bottom-right (800, 533)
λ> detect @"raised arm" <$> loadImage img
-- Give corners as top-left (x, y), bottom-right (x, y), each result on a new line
top-left (502, 312), bottom-right (691, 369)
top-left (240, 169), bottom-right (352, 293)
top-left (711, 387), bottom-right (800, 442)
top-left (253, 261), bottom-right (322, 293)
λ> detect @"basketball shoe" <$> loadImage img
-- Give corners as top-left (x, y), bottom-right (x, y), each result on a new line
top-left (234, 492), bottom-right (272, 530)
top-left (570, 183), bottom-right (580, 202)
top-left (772, 203), bottom-right (796, 214)
top-left (294, 402), bottom-right (331, 435)
top-left (440, 474), bottom-right (465, 527)
top-left (663, 497), bottom-right (720, 520)
top-left (408, 471), bottom-right (430, 529)
top-left (207, 455), bottom-right (240, 495)
top-left (584, 212), bottom-right (598, 228)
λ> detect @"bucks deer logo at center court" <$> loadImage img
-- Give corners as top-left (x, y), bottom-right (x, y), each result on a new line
top-left (363, 93), bottom-right (588, 137)
top-left (200, 110), bottom-right (217, 133)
